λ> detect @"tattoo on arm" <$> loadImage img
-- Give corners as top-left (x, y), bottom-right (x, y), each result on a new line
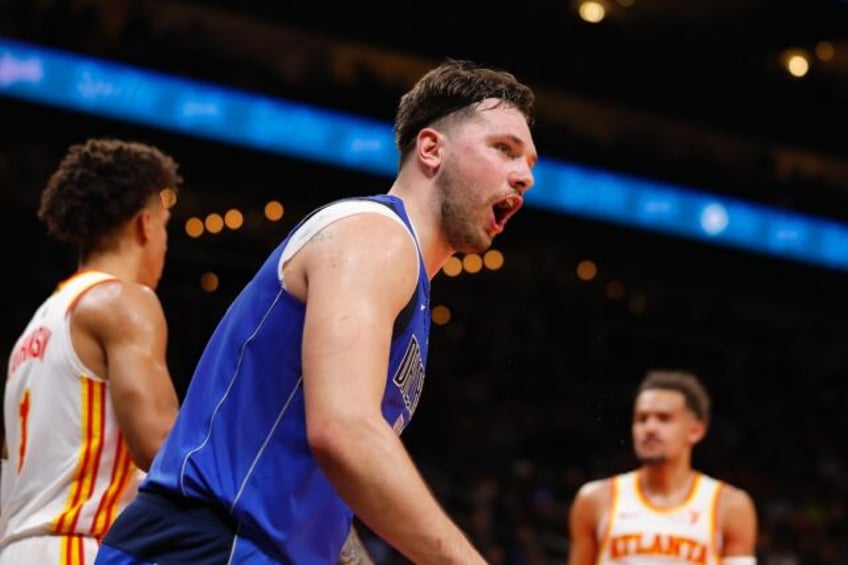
top-left (337, 527), bottom-right (375, 565)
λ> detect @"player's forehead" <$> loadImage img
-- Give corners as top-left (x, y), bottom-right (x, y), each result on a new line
top-left (472, 98), bottom-right (531, 131)
top-left (468, 99), bottom-right (537, 159)
top-left (634, 389), bottom-right (687, 414)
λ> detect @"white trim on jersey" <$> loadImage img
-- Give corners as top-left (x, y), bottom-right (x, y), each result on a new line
top-left (277, 199), bottom-right (420, 287)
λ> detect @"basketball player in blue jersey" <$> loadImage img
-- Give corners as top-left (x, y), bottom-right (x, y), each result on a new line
top-left (96, 58), bottom-right (538, 564)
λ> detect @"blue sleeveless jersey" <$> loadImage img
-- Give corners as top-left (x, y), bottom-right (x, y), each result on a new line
top-left (143, 195), bottom-right (431, 563)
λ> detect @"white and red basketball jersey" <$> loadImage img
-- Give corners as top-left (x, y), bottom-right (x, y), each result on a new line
top-left (596, 470), bottom-right (724, 565)
top-left (1, 270), bottom-right (141, 551)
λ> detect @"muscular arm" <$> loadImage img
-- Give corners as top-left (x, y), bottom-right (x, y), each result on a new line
top-left (719, 485), bottom-right (758, 558)
top-left (298, 214), bottom-right (484, 565)
top-left (567, 479), bottom-right (609, 565)
top-left (75, 282), bottom-right (179, 470)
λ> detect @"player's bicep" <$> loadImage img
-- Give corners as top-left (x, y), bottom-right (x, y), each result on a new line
top-left (301, 214), bottom-right (418, 420)
top-left (567, 482), bottom-right (606, 565)
top-left (100, 286), bottom-right (178, 468)
top-left (720, 487), bottom-right (758, 556)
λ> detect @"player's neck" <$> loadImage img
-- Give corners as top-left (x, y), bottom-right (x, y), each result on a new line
top-left (639, 464), bottom-right (696, 506)
top-left (388, 182), bottom-right (453, 279)
top-left (79, 252), bottom-right (139, 284)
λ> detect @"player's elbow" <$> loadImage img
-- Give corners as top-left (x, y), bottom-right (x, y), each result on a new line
top-left (127, 431), bottom-right (168, 471)
top-left (306, 416), bottom-right (348, 463)
top-left (306, 413), bottom-right (374, 475)
top-left (125, 416), bottom-right (176, 471)
top-left (129, 447), bottom-right (157, 472)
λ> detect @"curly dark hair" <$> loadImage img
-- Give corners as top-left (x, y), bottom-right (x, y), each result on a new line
top-left (638, 370), bottom-right (712, 427)
top-left (38, 138), bottom-right (183, 253)
top-left (394, 58), bottom-right (535, 162)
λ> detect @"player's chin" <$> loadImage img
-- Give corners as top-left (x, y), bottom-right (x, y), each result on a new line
top-left (474, 236), bottom-right (495, 254)
top-left (637, 454), bottom-right (667, 466)
top-left (456, 231), bottom-right (494, 255)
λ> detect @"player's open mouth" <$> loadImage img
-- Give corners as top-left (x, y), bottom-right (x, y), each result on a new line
top-left (492, 194), bottom-right (523, 231)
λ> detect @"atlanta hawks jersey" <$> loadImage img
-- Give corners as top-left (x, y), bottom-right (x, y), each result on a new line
top-left (142, 194), bottom-right (431, 564)
top-left (1, 271), bottom-right (140, 553)
top-left (597, 470), bottom-right (724, 565)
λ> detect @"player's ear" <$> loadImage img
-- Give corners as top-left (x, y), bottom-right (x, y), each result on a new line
top-left (134, 206), bottom-right (154, 244)
top-left (689, 419), bottom-right (707, 445)
top-left (416, 127), bottom-right (442, 174)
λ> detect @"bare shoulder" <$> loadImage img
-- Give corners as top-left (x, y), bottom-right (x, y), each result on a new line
top-left (718, 482), bottom-right (756, 515)
top-left (305, 212), bottom-right (418, 286)
top-left (69, 279), bottom-right (167, 379)
top-left (284, 207), bottom-right (419, 307)
top-left (315, 209), bottom-right (416, 255)
top-left (74, 279), bottom-right (165, 334)
top-left (576, 477), bottom-right (614, 499)
top-left (79, 279), bottom-right (161, 315)
top-left (572, 477), bottom-right (614, 516)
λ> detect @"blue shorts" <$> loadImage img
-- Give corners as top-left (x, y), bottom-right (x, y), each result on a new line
top-left (95, 488), bottom-right (280, 564)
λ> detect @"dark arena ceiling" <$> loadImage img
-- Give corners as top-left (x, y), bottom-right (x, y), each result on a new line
top-left (3, 0), bottom-right (847, 214)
